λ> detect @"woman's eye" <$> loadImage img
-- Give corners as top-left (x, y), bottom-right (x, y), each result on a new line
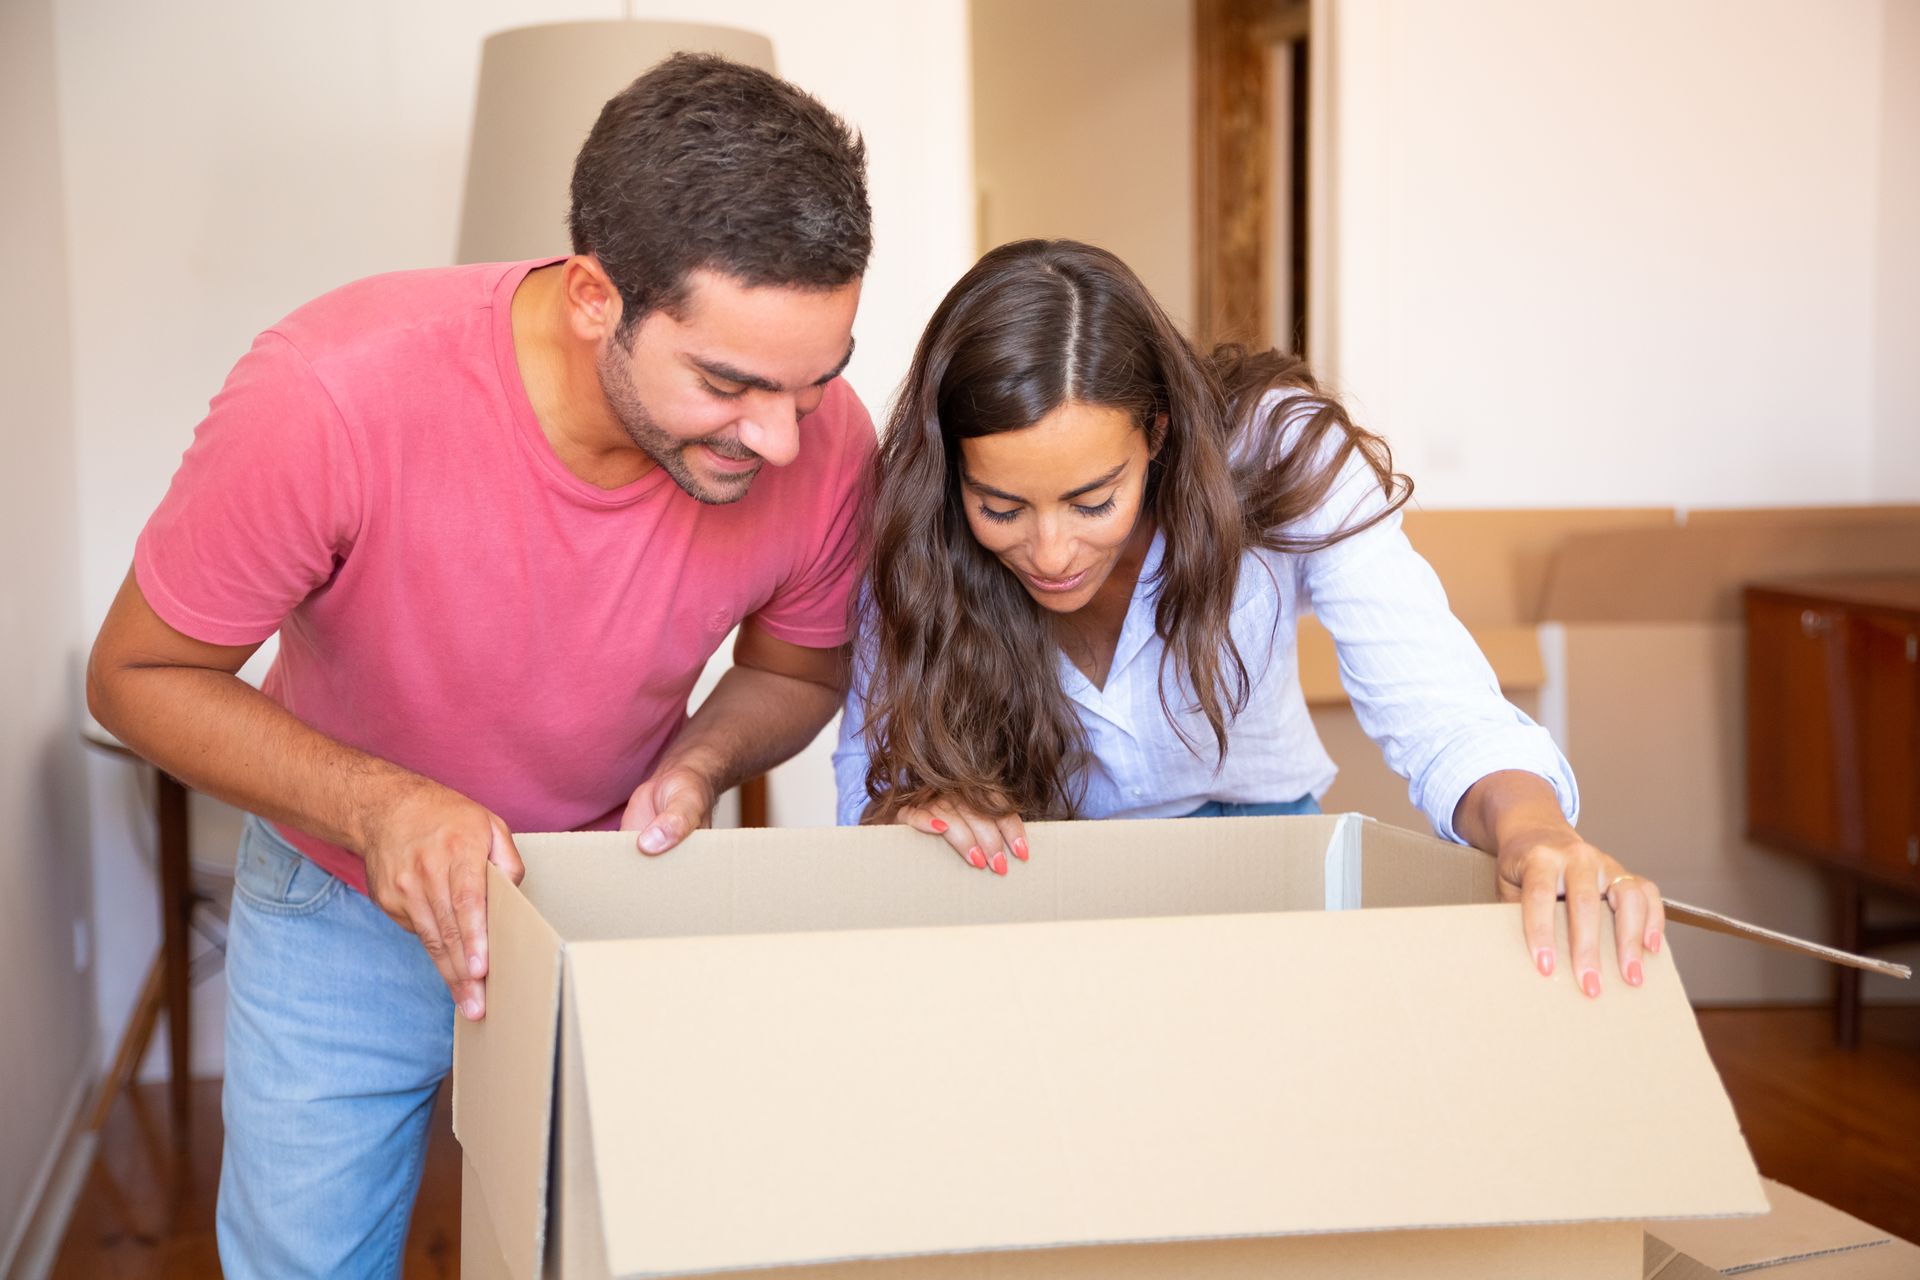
top-left (1074, 496), bottom-right (1118, 518)
top-left (976, 504), bottom-right (1020, 524)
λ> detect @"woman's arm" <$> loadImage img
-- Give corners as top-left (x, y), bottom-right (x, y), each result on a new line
top-left (1286, 410), bottom-right (1660, 993)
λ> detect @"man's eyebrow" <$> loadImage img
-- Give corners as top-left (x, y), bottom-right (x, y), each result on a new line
top-left (693, 339), bottom-right (856, 395)
top-left (963, 462), bottom-right (1127, 505)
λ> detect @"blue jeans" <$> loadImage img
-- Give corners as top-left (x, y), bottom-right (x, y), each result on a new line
top-left (217, 815), bottom-right (452, 1279)
top-left (1181, 796), bottom-right (1321, 818)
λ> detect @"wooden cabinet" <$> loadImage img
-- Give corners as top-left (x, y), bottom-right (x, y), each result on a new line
top-left (1745, 575), bottom-right (1920, 1045)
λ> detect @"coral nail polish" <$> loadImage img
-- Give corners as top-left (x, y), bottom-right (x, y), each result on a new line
top-left (1013, 837), bottom-right (1029, 862)
top-left (930, 818), bottom-right (949, 834)
top-left (1647, 932), bottom-right (1662, 954)
top-left (1626, 960), bottom-right (1644, 986)
top-left (1534, 948), bottom-right (1554, 977)
top-left (967, 847), bottom-right (986, 869)
top-left (1581, 970), bottom-right (1602, 999)
top-left (991, 851), bottom-right (1008, 875)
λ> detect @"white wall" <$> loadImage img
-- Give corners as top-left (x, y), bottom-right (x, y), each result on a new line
top-left (1323, 0), bottom-right (1903, 508)
top-left (971, 0), bottom-right (1195, 330)
top-left (54, 0), bottom-right (974, 1079)
top-left (0, 0), bottom-right (97, 1264)
top-left (1873, 0), bottom-right (1920, 499)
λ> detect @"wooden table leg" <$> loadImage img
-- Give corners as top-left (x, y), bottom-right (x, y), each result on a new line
top-left (740, 774), bottom-right (769, 828)
top-left (86, 950), bottom-right (165, 1133)
top-left (156, 771), bottom-right (193, 1148)
top-left (1832, 873), bottom-right (1863, 1050)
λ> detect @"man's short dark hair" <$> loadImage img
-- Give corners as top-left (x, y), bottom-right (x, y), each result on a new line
top-left (569, 52), bottom-right (872, 337)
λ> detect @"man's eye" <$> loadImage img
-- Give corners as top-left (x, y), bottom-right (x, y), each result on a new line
top-left (977, 504), bottom-right (1020, 524)
top-left (702, 379), bottom-right (747, 399)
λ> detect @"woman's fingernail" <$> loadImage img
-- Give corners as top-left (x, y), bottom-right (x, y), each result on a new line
top-left (1581, 970), bottom-right (1602, 999)
top-left (991, 850), bottom-right (1008, 875)
top-left (1013, 837), bottom-right (1029, 861)
top-left (967, 847), bottom-right (986, 869)
top-left (1534, 948), bottom-right (1554, 977)
top-left (1627, 960), bottom-right (1644, 986)
top-left (930, 818), bottom-right (949, 833)
top-left (1647, 932), bottom-right (1662, 954)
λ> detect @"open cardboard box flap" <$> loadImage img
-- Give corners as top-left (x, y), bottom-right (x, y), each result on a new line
top-left (439, 814), bottom-right (1907, 1279)
top-left (1647, 1178), bottom-right (1915, 1277)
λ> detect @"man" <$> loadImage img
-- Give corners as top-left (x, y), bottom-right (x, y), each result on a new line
top-left (86, 54), bottom-right (873, 1278)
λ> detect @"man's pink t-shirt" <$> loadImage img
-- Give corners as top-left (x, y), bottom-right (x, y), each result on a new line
top-left (135, 260), bottom-right (874, 893)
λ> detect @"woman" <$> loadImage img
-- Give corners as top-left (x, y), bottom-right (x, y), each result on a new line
top-left (833, 239), bottom-right (1662, 996)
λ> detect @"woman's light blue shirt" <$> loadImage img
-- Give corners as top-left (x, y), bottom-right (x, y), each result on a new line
top-left (832, 393), bottom-right (1579, 841)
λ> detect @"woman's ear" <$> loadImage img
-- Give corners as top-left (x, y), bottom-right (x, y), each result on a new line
top-left (1146, 412), bottom-right (1170, 461)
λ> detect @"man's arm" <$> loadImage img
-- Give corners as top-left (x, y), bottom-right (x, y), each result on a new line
top-left (86, 566), bottom-right (522, 1018)
top-left (620, 617), bottom-right (848, 851)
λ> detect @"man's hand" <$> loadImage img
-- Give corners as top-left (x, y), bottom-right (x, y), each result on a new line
top-left (361, 779), bottom-right (525, 1020)
top-left (620, 762), bottom-right (718, 855)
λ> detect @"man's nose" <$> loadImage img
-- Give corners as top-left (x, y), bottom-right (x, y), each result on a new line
top-left (737, 399), bottom-right (801, 467)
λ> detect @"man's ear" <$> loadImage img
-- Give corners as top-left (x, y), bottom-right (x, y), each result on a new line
top-left (561, 255), bottom-right (624, 344)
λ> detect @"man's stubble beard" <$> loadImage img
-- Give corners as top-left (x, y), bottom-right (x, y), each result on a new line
top-left (597, 340), bottom-right (758, 506)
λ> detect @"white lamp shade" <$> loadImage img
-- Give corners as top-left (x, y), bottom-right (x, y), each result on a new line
top-left (456, 20), bottom-right (776, 264)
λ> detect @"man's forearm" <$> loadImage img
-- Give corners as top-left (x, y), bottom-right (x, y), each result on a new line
top-left (656, 665), bottom-right (842, 796)
top-left (89, 662), bottom-right (431, 853)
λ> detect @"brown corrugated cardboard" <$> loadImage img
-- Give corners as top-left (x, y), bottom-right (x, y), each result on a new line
top-left (1539, 514), bottom-right (1920, 624)
top-left (1645, 1234), bottom-right (1730, 1279)
top-left (1398, 508), bottom-right (1675, 627)
top-left (1647, 1179), bottom-right (1918, 1277)
top-left (455, 815), bottom-right (1777, 1280)
top-left (1303, 506), bottom-right (1920, 1004)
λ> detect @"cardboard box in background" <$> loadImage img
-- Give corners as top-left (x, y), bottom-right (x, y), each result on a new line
top-left (456, 816), bottom-right (1771, 1280)
top-left (1307, 506), bottom-right (1920, 1005)
top-left (1646, 1179), bottom-right (1920, 1278)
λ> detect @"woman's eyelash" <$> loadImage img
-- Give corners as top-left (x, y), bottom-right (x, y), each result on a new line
top-left (975, 497), bottom-right (1116, 523)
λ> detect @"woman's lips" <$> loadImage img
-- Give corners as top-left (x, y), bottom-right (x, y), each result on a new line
top-left (1022, 566), bottom-right (1089, 594)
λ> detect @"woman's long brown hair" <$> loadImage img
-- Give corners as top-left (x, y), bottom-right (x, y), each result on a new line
top-left (858, 239), bottom-right (1409, 822)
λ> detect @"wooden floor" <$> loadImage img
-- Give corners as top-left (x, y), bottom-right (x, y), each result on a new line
top-left (49, 1005), bottom-right (1920, 1277)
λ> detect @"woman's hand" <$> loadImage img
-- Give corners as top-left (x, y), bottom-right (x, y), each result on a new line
top-left (1457, 770), bottom-right (1665, 997)
top-left (897, 801), bottom-right (1029, 876)
top-left (1495, 826), bottom-right (1665, 998)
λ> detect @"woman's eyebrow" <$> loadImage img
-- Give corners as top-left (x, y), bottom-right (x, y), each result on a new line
top-left (962, 462), bottom-right (1126, 504)
top-left (1060, 463), bottom-right (1126, 500)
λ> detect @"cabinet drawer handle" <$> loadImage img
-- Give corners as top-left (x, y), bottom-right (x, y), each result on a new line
top-left (1800, 610), bottom-right (1830, 637)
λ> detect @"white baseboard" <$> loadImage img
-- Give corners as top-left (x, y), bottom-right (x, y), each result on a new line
top-left (2, 1050), bottom-right (101, 1280)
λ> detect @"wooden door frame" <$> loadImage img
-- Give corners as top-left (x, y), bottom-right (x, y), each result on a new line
top-left (1194, 0), bottom-right (1318, 352)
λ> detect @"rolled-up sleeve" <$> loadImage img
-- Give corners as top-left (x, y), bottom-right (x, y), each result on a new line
top-left (1287, 421), bottom-right (1578, 842)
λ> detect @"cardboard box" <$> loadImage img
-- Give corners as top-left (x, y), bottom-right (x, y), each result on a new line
top-left (1646, 1178), bottom-right (1920, 1278)
top-left (456, 814), bottom-right (1783, 1280)
top-left (1305, 506), bottom-right (1920, 1004)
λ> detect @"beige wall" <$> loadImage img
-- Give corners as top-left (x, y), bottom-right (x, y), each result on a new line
top-left (0, 0), bottom-right (97, 1264)
top-left (971, 0), bottom-right (1196, 330)
top-left (1873, 0), bottom-right (1920, 499)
